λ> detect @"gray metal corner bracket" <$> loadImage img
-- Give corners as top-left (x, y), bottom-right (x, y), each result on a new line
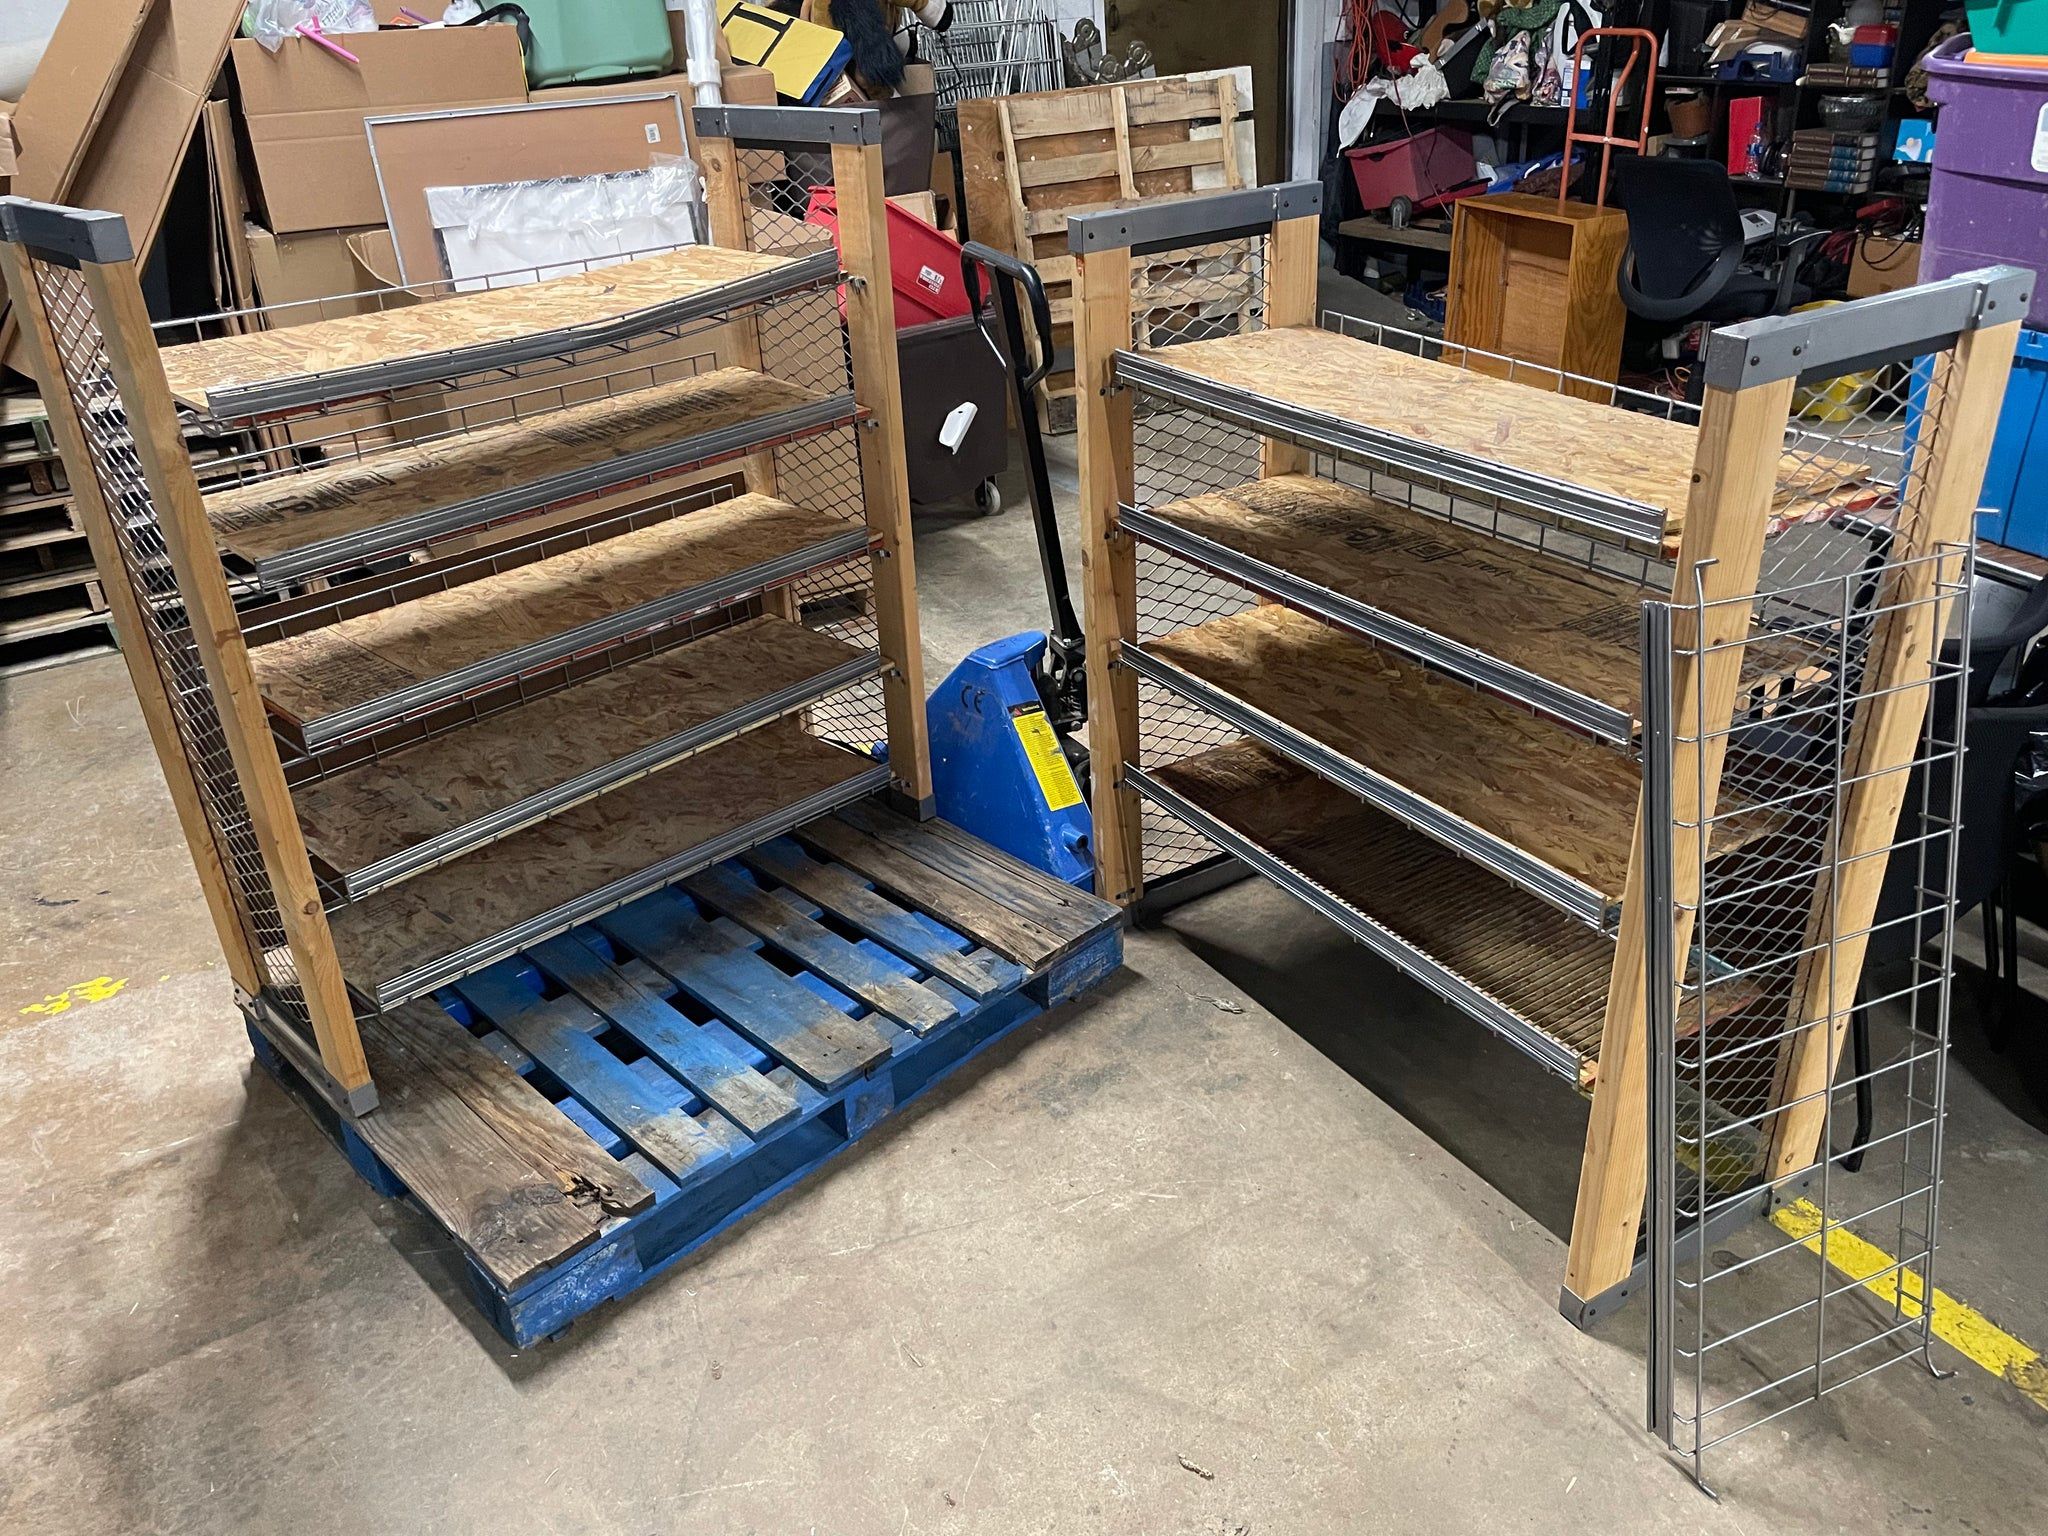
top-left (1701, 264), bottom-right (2036, 390)
top-left (1067, 180), bottom-right (1323, 256)
top-left (0, 196), bottom-right (135, 267)
top-left (692, 103), bottom-right (881, 147)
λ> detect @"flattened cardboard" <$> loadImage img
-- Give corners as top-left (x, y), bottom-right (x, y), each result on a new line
top-left (6, 0), bottom-right (152, 203)
top-left (365, 95), bottom-right (692, 286)
top-left (230, 29), bottom-right (529, 234)
top-left (3, 0), bottom-right (244, 377)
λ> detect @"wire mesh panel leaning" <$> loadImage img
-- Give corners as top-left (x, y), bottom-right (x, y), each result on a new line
top-left (1066, 177), bottom-right (2027, 1481)
top-left (0, 109), bottom-right (933, 1115)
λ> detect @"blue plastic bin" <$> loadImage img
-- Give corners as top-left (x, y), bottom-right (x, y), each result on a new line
top-left (1907, 326), bottom-right (2048, 552)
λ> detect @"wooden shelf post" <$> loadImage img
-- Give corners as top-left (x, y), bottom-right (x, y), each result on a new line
top-left (1563, 370), bottom-right (1796, 1313)
top-left (831, 136), bottom-right (934, 814)
top-left (0, 210), bottom-right (374, 1109)
top-left (1071, 186), bottom-right (1324, 906)
top-left (693, 110), bottom-right (935, 814)
top-left (1763, 318), bottom-right (2024, 1182)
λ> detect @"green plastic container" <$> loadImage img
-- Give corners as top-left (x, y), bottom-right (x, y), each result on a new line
top-left (1967, 0), bottom-right (2048, 58)
top-left (521, 0), bottom-right (675, 86)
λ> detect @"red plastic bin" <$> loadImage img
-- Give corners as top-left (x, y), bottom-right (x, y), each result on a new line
top-left (805, 186), bottom-right (971, 329)
top-left (1345, 127), bottom-right (1478, 211)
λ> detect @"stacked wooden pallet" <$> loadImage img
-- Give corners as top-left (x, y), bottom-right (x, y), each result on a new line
top-left (958, 69), bottom-right (1258, 423)
top-left (0, 388), bottom-right (110, 674)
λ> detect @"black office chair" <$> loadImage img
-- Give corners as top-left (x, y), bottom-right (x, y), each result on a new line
top-left (1614, 157), bottom-right (1824, 330)
top-left (1841, 698), bottom-right (2048, 1169)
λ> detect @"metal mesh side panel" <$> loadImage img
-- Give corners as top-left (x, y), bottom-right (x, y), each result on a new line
top-left (28, 258), bottom-right (314, 1033)
top-left (1651, 340), bottom-right (1971, 1486)
top-left (732, 145), bottom-right (888, 754)
top-left (1129, 236), bottom-right (1268, 880)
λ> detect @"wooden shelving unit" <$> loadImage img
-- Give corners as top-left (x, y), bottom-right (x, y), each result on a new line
top-left (4, 107), bottom-right (1125, 1346)
top-left (1071, 181), bottom-right (2024, 1325)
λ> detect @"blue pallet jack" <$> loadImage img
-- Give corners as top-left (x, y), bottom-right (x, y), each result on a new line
top-left (925, 243), bottom-right (1096, 889)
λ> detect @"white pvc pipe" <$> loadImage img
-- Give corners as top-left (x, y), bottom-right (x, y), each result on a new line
top-left (677, 0), bottom-right (724, 108)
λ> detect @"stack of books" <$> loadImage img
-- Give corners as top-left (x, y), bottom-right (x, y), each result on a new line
top-left (1786, 129), bottom-right (1881, 192)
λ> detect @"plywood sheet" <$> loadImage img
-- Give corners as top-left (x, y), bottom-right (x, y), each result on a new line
top-left (328, 723), bottom-right (876, 1000)
top-left (205, 367), bottom-right (829, 568)
top-left (1150, 474), bottom-right (1806, 719)
top-left (1158, 738), bottom-right (1615, 1075)
top-left (296, 615), bottom-right (867, 881)
top-left (1147, 605), bottom-right (1776, 905)
top-left (1141, 327), bottom-right (1873, 550)
top-left (1145, 326), bottom-right (1695, 532)
top-left (249, 492), bottom-right (853, 731)
top-left (158, 244), bottom-right (797, 412)
top-left (1156, 739), bottom-right (1765, 1084)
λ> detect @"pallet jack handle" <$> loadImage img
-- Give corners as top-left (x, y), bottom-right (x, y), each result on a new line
top-left (959, 240), bottom-right (1088, 738)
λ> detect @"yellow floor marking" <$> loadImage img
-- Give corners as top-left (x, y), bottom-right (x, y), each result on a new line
top-left (18, 975), bottom-right (128, 1017)
top-left (1772, 1197), bottom-right (2048, 1411)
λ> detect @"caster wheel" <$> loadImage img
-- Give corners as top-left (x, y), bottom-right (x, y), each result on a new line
top-left (974, 477), bottom-right (1003, 517)
top-left (1388, 195), bottom-right (1415, 230)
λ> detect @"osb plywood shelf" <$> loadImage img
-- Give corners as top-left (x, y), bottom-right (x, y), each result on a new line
top-left (158, 244), bottom-right (822, 420)
top-left (297, 615), bottom-right (878, 900)
top-left (328, 721), bottom-right (886, 1008)
top-left (250, 493), bottom-right (867, 752)
top-left (1115, 325), bottom-right (1873, 553)
top-left (206, 368), bottom-right (856, 587)
top-left (1146, 739), bottom-right (1758, 1089)
top-left (1134, 605), bottom-right (1779, 927)
top-left (1126, 473), bottom-right (1810, 746)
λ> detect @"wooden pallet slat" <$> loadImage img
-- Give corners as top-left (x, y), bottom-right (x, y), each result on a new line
top-left (352, 1001), bottom-right (650, 1291)
top-left (797, 811), bottom-right (1097, 971)
top-left (738, 840), bottom-right (1022, 1001)
top-left (599, 890), bottom-right (895, 1092)
top-left (684, 864), bottom-right (960, 1035)
top-left (454, 971), bottom-right (731, 1187)
top-left (526, 932), bottom-right (802, 1139)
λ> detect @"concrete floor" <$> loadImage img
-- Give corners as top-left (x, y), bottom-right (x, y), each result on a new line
top-left (4, 398), bottom-right (2046, 1532)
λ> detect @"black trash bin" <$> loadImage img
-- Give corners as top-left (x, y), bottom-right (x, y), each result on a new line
top-left (897, 311), bottom-right (1010, 514)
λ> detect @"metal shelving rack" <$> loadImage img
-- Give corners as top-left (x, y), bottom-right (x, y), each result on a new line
top-left (1073, 179), bottom-right (2027, 1478)
top-left (0, 106), bottom-right (932, 1120)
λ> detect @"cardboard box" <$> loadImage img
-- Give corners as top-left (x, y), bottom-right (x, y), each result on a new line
top-left (1848, 236), bottom-right (1921, 299)
top-left (231, 29), bottom-right (528, 235)
top-left (0, 100), bottom-right (15, 183)
top-left (248, 226), bottom-right (387, 320)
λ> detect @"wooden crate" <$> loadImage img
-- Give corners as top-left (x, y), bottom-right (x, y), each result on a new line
top-left (1444, 193), bottom-right (1629, 403)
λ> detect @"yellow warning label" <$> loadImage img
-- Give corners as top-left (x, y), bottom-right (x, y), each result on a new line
top-left (1012, 706), bottom-right (1084, 812)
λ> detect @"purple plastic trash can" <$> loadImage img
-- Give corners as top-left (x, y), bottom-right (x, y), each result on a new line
top-left (1921, 35), bottom-right (2048, 327)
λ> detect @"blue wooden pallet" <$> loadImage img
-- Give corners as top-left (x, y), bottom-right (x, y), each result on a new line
top-left (249, 823), bottom-right (1122, 1347)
